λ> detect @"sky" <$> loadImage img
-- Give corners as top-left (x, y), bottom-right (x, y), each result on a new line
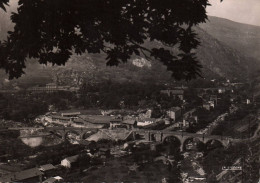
top-left (207, 0), bottom-right (260, 26)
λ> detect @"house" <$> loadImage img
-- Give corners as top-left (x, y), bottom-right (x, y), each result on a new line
top-left (109, 118), bottom-right (137, 130)
top-left (73, 118), bottom-right (104, 128)
top-left (61, 155), bottom-right (79, 168)
top-left (138, 109), bottom-right (152, 119)
top-left (160, 89), bottom-right (184, 100)
top-left (39, 164), bottom-right (56, 176)
top-left (0, 168), bottom-right (43, 182)
top-left (96, 148), bottom-right (110, 158)
top-left (39, 164), bottom-right (56, 172)
top-left (61, 112), bottom-right (81, 117)
top-left (137, 118), bottom-right (156, 126)
top-left (218, 88), bottom-right (226, 94)
top-left (109, 118), bottom-right (123, 129)
top-left (210, 95), bottom-right (218, 105)
top-left (43, 176), bottom-right (63, 183)
top-left (183, 108), bottom-right (196, 120)
top-left (167, 107), bottom-right (182, 121)
top-left (122, 119), bottom-right (137, 129)
top-left (183, 117), bottom-right (197, 128)
top-left (246, 99), bottom-right (251, 104)
top-left (76, 115), bottom-right (114, 128)
top-left (202, 101), bottom-right (214, 110)
top-left (164, 118), bottom-right (171, 125)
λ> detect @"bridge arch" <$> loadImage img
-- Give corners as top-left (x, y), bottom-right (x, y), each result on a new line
top-left (182, 137), bottom-right (203, 152)
top-left (48, 130), bottom-right (64, 139)
top-left (163, 135), bottom-right (182, 152)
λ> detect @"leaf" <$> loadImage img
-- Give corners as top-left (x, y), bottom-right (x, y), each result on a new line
top-left (0, 3), bottom-right (6, 11)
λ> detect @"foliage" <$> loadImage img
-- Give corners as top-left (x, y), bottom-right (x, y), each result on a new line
top-left (0, 91), bottom-right (78, 121)
top-left (202, 140), bottom-right (260, 183)
top-left (0, 93), bottom-right (49, 121)
top-left (78, 81), bottom-right (183, 110)
top-left (0, 0), bottom-right (215, 80)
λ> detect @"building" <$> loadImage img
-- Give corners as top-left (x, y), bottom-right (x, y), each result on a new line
top-left (210, 95), bottom-right (218, 105)
top-left (167, 107), bottom-right (182, 121)
top-left (43, 176), bottom-right (63, 183)
top-left (202, 101), bottom-right (214, 111)
top-left (218, 88), bottom-right (226, 94)
top-left (109, 118), bottom-right (124, 129)
top-left (164, 118), bottom-right (171, 125)
top-left (73, 118), bottom-right (104, 128)
top-left (0, 168), bottom-right (43, 182)
top-left (160, 89), bottom-right (184, 100)
top-left (183, 108), bottom-right (196, 120)
top-left (110, 118), bottom-right (137, 129)
top-left (246, 99), bottom-right (251, 104)
top-left (39, 164), bottom-right (56, 172)
top-left (61, 155), bottom-right (79, 168)
top-left (38, 164), bottom-right (56, 178)
top-left (137, 118), bottom-right (156, 126)
top-left (122, 118), bottom-right (137, 129)
top-left (77, 115), bottom-right (114, 128)
top-left (96, 148), bottom-right (110, 158)
top-left (61, 112), bottom-right (81, 117)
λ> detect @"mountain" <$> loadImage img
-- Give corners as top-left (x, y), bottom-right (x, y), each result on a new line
top-left (200, 16), bottom-right (260, 61)
top-left (0, 13), bottom-right (260, 87)
top-left (194, 25), bottom-right (259, 79)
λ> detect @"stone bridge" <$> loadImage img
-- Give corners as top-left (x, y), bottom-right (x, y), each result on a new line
top-left (44, 127), bottom-right (98, 140)
top-left (10, 127), bottom-right (98, 140)
top-left (10, 127), bottom-right (237, 151)
top-left (132, 129), bottom-right (235, 151)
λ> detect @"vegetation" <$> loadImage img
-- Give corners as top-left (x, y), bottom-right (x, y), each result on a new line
top-left (78, 81), bottom-right (183, 110)
top-left (212, 104), bottom-right (258, 138)
top-left (0, 91), bottom-right (78, 121)
top-left (0, 93), bottom-right (48, 122)
top-left (201, 140), bottom-right (259, 183)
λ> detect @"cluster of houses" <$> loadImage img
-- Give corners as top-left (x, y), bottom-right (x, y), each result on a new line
top-left (0, 164), bottom-right (60, 183)
top-left (0, 146), bottom-right (112, 183)
top-left (36, 82), bottom-right (250, 134)
top-left (41, 107), bottom-right (191, 130)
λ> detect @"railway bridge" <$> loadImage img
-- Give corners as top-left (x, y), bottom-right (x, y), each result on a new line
top-left (9, 127), bottom-right (98, 140)
top-left (9, 127), bottom-right (238, 151)
top-left (132, 129), bottom-right (236, 151)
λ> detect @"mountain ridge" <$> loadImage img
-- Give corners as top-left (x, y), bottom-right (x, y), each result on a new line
top-left (0, 15), bottom-right (260, 87)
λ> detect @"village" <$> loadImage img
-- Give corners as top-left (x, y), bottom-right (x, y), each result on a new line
top-left (0, 77), bottom-right (259, 183)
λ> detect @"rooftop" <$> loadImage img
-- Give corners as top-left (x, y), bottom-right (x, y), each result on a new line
top-left (169, 107), bottom-right (182, 111)
top-left (142, 118), bottom-right (156, 122)
top-left (78, 115), bottom-right (114, 124)
top-left (0, 168), bottom-right (43, 182)
top-left (61, 112), bottom-right (81, 116)
top-left (43, 176), bottom-right (63, 183)
top-left (64, 155), bottom-right (79, 163)
top-left (122, 119), bottom-right (136, 125)
top-left (39, 164), bottom-right (56, 172)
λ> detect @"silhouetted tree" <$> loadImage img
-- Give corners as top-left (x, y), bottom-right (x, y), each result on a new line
top-left (0, 0), bottom-right (217, 80)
